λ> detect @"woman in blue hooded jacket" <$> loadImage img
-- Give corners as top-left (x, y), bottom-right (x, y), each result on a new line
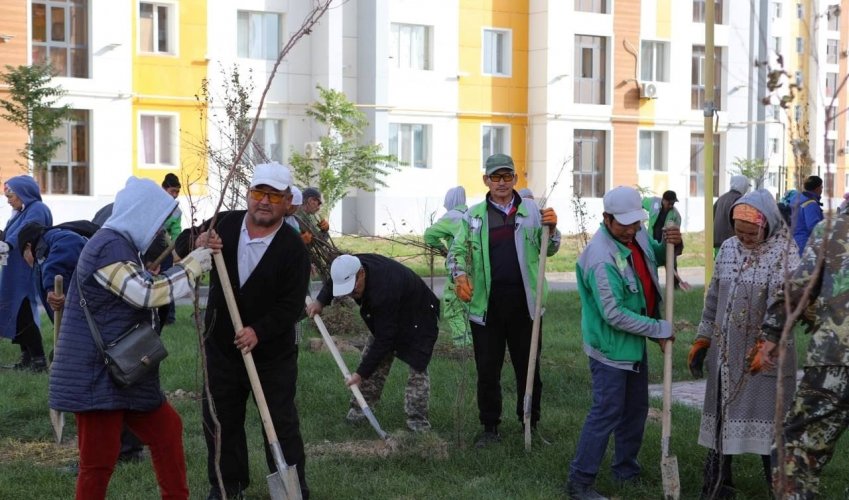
top-left (1, 175), bottom-right (52, 371)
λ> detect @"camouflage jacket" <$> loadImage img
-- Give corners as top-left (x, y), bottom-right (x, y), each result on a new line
top-left (762, 214), bottom-right (849, 367)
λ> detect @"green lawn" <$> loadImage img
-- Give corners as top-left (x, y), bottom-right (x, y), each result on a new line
top-left (334, 231), bottom-right (708, 277)
top-left (0, 290), bottom-right (845, 499)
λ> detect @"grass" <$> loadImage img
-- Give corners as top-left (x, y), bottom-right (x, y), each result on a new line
top-left (1, 289), bottom-right (846, 499)
top-left (335, 231), bottom-right (709, 277)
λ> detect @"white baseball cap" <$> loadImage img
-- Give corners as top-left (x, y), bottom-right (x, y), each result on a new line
top-left (331, 254), bottom-right (362, 296)
top-left (291, 186), bottom-right (303, 206)
top-left (250, 163), bottom-right (292, 191)
top-left (603, 186), bottom-right (647, 225)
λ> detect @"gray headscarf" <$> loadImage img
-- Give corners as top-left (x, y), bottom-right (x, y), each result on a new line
top-left (443, 186), bottom-right (466, 211)
top-left (729, 175), bottom-right (751, 195)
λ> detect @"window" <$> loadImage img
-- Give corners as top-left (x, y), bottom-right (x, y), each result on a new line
top-left (826, 72), bottom-right (838, 97)
top-left (573, 129), bottom-right (606, 197)
top-left (481, 125), bottom-right (508, 168)
top-left (640, 41), bottom-right (670, 82)
top-left (772, 37), bottom-right (781, 54)
top-left (772, 1), bottom-right (782, 18)
top-left (797, 3), bottom-right (802, 18)
top-left (769, 138), bottom-right (779, 155)
top-left (575, 35), bottom-right (607, 104)
top-left (390, 24), bottom-right (431, 70)
top-left (574, 0), bottom-right (607, 13)
top-left (247, 119), bottom-right (284, 164)
top-left (639, 131), bottom-right (666, 171)
top-left (795, 70), bottom-right (803, 86)
top-left (36, 110), bottom-right (89, 195)
top-left (31, 0), bottom-right (88, 78)
top-left (827, 39), bottom-right (839, 64)
top-left (389, 123), bottom-right (430, 168)
top-left (139, 2), bottom-right (175, 54)
top-left (693, 0), bottom-right (723, 24)
top-left (795, 105), bottom-right (802, 122)
top-left (483, 29), bottom-right (511, 76)
top-left (825, 139), bottom-right (836, 164)
top-left (139, 114), bottom-right (177, 167)
top-left (827, 106), bottom-right (837, 131)
top-left (828, 5), bottom-right (840, 31)
top-left (796, 37), bottom-right (803, 53)
top-left (692, 45), bottom-right (723, 110)
top-left (237, 11), bottom-right (282, 60)
top-left (690, 133), bottom-right (720, 197)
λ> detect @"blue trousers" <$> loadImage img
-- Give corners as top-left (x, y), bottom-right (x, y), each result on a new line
top-left (569, 354), bottom-right (649, 486)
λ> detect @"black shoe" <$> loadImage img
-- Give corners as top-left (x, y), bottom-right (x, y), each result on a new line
top-left (206, 487), bottom-right (246, 500)
top-left (474, 430), bottom-right (501, 449)
top-left (117, 449), bottom-right (145, 464)
top-left (29, 356), bottom-right (47, 373)
top-left (12, 352), bottom-right (32, 370)
top-left (564, 482), bottom-right (608, 500)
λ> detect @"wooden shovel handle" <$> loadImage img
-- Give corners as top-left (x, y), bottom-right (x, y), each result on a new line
top-left (53, 275), bottom-right (64, 348)
top-left (524, 224), bottom-right (551, 451)
top-left (662, 242), bottom-right (675, 456)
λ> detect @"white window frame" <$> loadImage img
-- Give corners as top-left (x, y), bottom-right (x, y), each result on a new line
top-left (573, 129), bottom-right (607, 198)
top-left (638, 130), bottom-right (667, 171)
top-left (481, 124), bottom-right (510, 169)
top-left (389, 122), bottom-right (431, 169)
top-left (237, 10), bottom-right (284, 60)
top-left (482, 28), bottom-right (512, 77)
top-left (31, 0), bottom-right (89, 78)
top-left (40, 109), bottom-right (90, 195)
top-left (640, 40), bottom-right (670, 82)
top-left (389, 23), bottom-right (432, 70)
top-left (138, 1), bottom-right (178, 55)
top-left (249, 118), bottom-right (285, 164)
top-left (139, 112), bottom-right (179, 168)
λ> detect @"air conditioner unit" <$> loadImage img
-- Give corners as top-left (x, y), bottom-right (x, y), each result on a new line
top-left (640, 82), bottom-right (658, 99)
top-left (304, 141), bottom-right (321, 159)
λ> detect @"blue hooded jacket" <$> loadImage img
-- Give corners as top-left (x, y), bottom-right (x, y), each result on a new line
top-left (0, 176), bottom-right (52, 339)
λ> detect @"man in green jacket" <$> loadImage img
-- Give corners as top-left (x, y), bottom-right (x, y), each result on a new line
top-left (424, 186), bottom-right (470, 346)
top-left (566, 186), bottom-right (680, 500)
top-left (449, 153), bottom-right (560, 448)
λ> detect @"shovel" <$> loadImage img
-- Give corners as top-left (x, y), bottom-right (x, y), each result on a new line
top-left (49, 275), bottom-right (65, 444)
top-left (661, 241), bottom-right (680, 500)
top-left (305, 296), bottom-right (388, 440)
top-left (523, 224), bottom-right (550, 451)
top-left (213, 253), bottom-right (302, 500)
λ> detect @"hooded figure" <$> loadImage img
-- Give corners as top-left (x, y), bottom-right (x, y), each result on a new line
top-left (690, 188), bottom-right (800, 497)
top-left (424, 186), bottom-right (470, 346)
top-left (0, 175), bottom-right (52, 370)
top-left (713, 175), bottom-right (752, 249)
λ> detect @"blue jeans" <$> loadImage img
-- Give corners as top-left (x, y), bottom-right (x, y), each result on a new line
top-left (569, 354), bottom-right (649, 486)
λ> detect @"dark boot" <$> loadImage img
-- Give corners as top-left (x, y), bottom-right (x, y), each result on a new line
top-left (12, 351), bottom-right (32, 370)
top-left (29, 356), bottom-right (47, 373)
top-left (474, 425), bottom-right (501, 448)
top-left (564, 482), bottom-right (608, 500)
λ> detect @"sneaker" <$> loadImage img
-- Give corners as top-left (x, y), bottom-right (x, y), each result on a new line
top-left (117, 449), bottom-right (145, 464)
top-left (12, 352), bottom-right (32, 370)
top-left (29, 356), bottom-right (47, 373)
top-left (346, 408), bottom-right (366, 424)
top-left (474, 430), bottom-right (501, 449)
top-left (206, 487), bottom-right (246, 500)
top-left (406, 419), bottom-right (431, 433)
top-left (564, 482), bottom-right (608, 500)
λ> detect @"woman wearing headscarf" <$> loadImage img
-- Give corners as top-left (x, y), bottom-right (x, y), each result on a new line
top-left (687, 188), bottom-right (800, 498)
top-left (0, 175), bottom-right (52, 371)
top-left (424, 186), bottom-right (469, 346)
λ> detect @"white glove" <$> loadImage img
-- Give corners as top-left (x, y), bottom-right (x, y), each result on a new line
top-left (186, 247), bottom-right (213, 273)
top-left (0, 241), bottom-right (9, 255)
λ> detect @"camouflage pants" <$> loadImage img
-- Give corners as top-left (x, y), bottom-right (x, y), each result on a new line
top-left (773, 366), bottom-right (849, 499)
top-left (442, 282), bottom-right (471, 347)
top-left (350, 337), bottom-right (430, 430)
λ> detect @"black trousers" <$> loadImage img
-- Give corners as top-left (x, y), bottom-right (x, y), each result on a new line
top-left (202, 341), bottom-right (308, 498)
top-left (470, 286), bottom-right (542, 428)
top-left (12, 298), bottom-right (44, 357)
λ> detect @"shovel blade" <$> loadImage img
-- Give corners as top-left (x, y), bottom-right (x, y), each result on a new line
top-left (266, 469), bottom-right (303, 500)
top-left (661, 455), bottom-right (681, 500)
top-left (360, 406), bottom-right (388, 440)
top-left (50, 409), bottom-right (64, 444)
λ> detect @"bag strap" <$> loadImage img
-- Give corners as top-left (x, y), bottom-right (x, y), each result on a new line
top-left (75, 274), bottom-right (108, 360)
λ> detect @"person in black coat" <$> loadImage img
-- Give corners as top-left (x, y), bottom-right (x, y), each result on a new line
top-left (306, 253), bottom-right (440, 432)
top-left (176, 163), bottom-right (311, 500)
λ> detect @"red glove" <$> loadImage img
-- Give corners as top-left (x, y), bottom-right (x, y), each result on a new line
top-left (318, 219), bottom-right (330, 232)
top-left (301, 231), bottom-right (313, 245)
top-left (455, 275), bottom-right (473, 303)
top-left (541, 207), bottom-right (557, 228)
top-left (747, 339), bottom-right (767, 374)
top-left (687, 337), bottom-right (711, 378)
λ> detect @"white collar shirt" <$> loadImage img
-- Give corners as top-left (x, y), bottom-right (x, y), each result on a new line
top-left (237, 215), bottom-right (283, 286)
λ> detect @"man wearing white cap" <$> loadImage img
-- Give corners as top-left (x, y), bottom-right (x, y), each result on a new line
top-left (176, 162), bottom-right (311, 500)
top-left (566, 186), bottom-right (681, 500)
top-left (306, 253), bottom-right (440, 432)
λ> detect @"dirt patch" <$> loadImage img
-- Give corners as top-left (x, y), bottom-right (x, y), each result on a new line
top-left (307, 336), bottom-right (363, 354)
top-left (307, 431), bottom-right (449, 460)
top-left (166, 389), bottom-right (201, 401)
top-left (0, 438), bottom-right (77, 466)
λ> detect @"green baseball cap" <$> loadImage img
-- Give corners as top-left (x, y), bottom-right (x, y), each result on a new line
top-left (484, 154), bottom-right (515, 175)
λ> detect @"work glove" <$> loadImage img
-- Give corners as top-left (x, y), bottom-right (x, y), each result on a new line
top-left (455, 274), bottom-right (473, 303)
top-left (0, 240), bottom-right (9, 255)
top-left (186, 247), bottom-right (213, 273)
top-left (301, 231), bottom-right (313, 245)
top-left (800, 301), bottom-right (820, 334)
top-left (687, 337), bottom-right (711, 378)
top-left (746, 338), bottom-right (767, 374)
top-left (540, 207), bottom-right (557, 228)
top-left (318, 219), bottom-right (330, 232)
